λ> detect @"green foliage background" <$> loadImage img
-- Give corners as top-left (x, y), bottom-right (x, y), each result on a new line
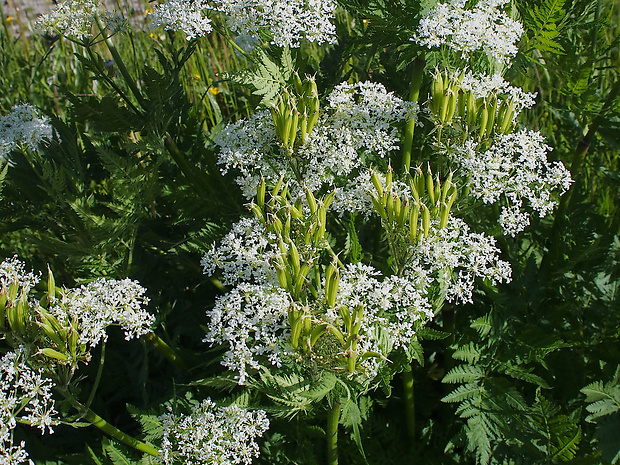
top-left (0, 0), bottom-right (619, 463)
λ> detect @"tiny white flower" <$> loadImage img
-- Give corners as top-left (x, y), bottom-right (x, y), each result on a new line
top-left (0, 105), bottom-right (53, 164)
top-left (158, 398), bottom-right (269, 464)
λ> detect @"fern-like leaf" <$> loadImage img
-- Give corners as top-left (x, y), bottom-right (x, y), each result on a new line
top-left (522, 0), bottom-right (567, 55)
top-left (443, 365), bottom-right (485, 384)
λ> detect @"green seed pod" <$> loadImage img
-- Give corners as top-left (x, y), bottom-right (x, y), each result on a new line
top-left (498, 99), bottom-right (515, 134)
top-left (288, 242), bottom-right (301, 278)
top-left (466, 92), bottom-right (478, 126)
top-left (289, 308), bottom-right (302, 349)
top-left (386, 193), bottom-right (395, 222)
top-left (326, 266), bottom-right (340, 308)
top-left (299, 109), bottom-right (308, 144)
top-left (351, 305), bottom-right (364, 335)
top-left (306, 189), bottom-right (318, 214)
top-left (294, 263), bottom-right (311, 296)
top-left (250, 203), bottom-right (264, 223)
top-left (310, 323), bottom-right (329, 347)
top-left (486, 96), bottom-right (498, 137)
top-left (441, 171), bottom-right (454, 204)
top-left (283, 215), bottom-right (291, 241)
top-left (257, 178), bottom-right (266, 209)
top-left (339, 305), bottom-right (352, 332)
top-left (370, 170), bottom-right (384, 197)
top-left (409, 202), bottom-right (420, 242)
top-left (288, 204), bottom-right (303, 220)
top-left (439, 202), bottom-right (450, 229)
top-left (446, 187), bottom-right (458, 214)
top-left (294, 72), bottom-right (304, 95)
top-left (427, 170), bottom-right (435, 205)
top-left (477, 103), bottom-right (489, 139)
top-left (272, 174), bottom-right (285, 199)
top-left (323, 191), bottom-right (335, 210)
top-left (433, 175), bottom-right (442, 207)
top-left (421, 203), bottom-right (431, 238)
top-left (69, 326), bottom-right (78, 359)
top-left (398, 200), bottom-right (410, 227)
top-left (371, 194), bottom-right (388, 220)
top-left (39, 347), bottom-right (69, 362)
top-left (458, 90), bottom-right (467, 117)
top-left (276, 264), bottom-right (290, 291)
top-left (446, 88), bottom-right (458, 122)
top-left (288, 110), bottom-right (299, 149)
top-left (306, 98), bottom-right (320, 137)
top-left (430, 70), bottom-right (445, 116)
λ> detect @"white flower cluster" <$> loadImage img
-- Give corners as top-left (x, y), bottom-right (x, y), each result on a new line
top-left (148, 0), bottom-right (213, 40)
top-left (35, 0), bottom-right (126, 39)
top-left (158, 398), bottom-right (269, 465)
top-left (201, 217), bottom-right (280, 286)
top-left (410, 217), bottom-right (512, 304)
top-left (50, 278), bottom-right (154, 348)
top-left (0, 256), bottom-right (40, 298)
top-left (149, 0), bottom-right (336, 47)
top-left (215, 82), bottom-right (416, 201)
top-left (218, 0), bottom-right (338, 48)
top-left (204, 284), bottom-right (290, 384)
top-left (326, 81), bottom-right (418, 158)
top-left (334, 263), bottom-right (433, 377)
top-left (1, 348), bottom-right (58, 464)
top-left (460, 71), bottom-right (537, 116)
top-left (0, 104), bottom-right (53, 164)
top-left (454, 130), bottom-right (573, 236)
top-left (413, 0), bottom-right (524, 63)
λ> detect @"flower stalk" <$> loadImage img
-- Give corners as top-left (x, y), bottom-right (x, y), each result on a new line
top-left (402, 365), bottom-right (416, 453)
top-left (327, 400), bottom-right (341, 465)
top-left (60, 387), bottom-right (159, 456)
top-left (402, 56), bottom-right (425, 173)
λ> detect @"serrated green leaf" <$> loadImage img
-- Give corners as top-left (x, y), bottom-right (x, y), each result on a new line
top-left (443, 365), bottom-right (485, 384)
top-left (442, 382), bottom-right (481, 403)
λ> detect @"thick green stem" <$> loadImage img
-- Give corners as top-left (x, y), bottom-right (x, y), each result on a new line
top-left (402, 56), bottom-right (425, 173)
top-left (144, 331), bottom-right (188, 371)
top-left (402, 365), bottom-right (415, 452)
top-left (327, 401), bottom-right (341, 465)
top-left (60, 389), bottom-right (159, 456)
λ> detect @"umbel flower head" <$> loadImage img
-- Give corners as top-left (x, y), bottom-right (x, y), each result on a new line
top-left (453, 130), bottom-right (573, 236)
top-left (412, 0), bottom-right (524, 64)
top-left (35, 0), bottom-right (127, 39)
top-left (0, 347), bottom-right (59, 464)
top-left (49, 278), bottom-right (155, 350)
top-left (149, 0), bottom-right (337, 47)
top-left (158, 398), bottom-right (269, 464)
top-left (0, 104), bottom-right (53, 164)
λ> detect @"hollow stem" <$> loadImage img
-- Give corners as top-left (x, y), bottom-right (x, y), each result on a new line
top-left (402, 55), bottom-right (425, 173)
top-left (327, 400), bottom-right (341, 465)
top-left (402, 365), bottom-right (415, 453)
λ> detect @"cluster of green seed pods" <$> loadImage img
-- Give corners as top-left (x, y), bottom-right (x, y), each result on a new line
top-left (0, 279), bottom-right (30, 336)
top-left (251, 177), bottom-right (333, 302)
top-left (0, 266), bottom-right (85, 366)
top-left (429, 69), bottom-right (517, 139)
top-left (270, 73), bottom-right (320, 152)
top-left (370, 165), bottom-right (458, 244)
top-left (251, 179), bottom-right (383, 373)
